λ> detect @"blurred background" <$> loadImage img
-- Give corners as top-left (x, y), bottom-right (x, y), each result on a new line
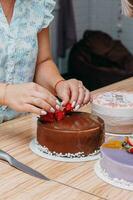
top-left (50, 0), bottom-right (133, 91)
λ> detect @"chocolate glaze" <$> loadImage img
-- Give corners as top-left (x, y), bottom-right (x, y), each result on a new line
top-left (37, 112), bottom-right (105, 155)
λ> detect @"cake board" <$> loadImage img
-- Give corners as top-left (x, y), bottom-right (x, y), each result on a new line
top-left (105, 132), bottom-right (133, 137)
top-left (29, 139), bottom-right (101, 163)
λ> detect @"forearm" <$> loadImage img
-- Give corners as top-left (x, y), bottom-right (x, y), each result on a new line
top-left (0, 83), bottom-right (7, 105)
top-left (35, 59), bottom-right (64, 94)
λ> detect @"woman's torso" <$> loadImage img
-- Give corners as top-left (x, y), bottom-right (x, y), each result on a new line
top-left (0, 0), bottom-right (55, 123)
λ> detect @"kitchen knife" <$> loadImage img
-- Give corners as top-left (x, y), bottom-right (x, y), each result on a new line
top-left (0, 149), bottom-right (49, 181)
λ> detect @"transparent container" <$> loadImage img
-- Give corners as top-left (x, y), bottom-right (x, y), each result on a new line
top-left (92, 91), bottom-right (133, 134)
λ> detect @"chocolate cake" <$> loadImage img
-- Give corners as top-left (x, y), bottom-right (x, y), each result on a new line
top-left (37, 112), bottom-right (105, 157)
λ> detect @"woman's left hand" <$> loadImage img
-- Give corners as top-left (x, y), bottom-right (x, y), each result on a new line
top-left (55, 79), bottom-right (90, 110)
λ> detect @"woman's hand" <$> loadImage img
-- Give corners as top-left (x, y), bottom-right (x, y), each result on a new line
top-left (55, 79), bottom-right (90, 110)
top-left (5, 82), bottom-right (59, 115)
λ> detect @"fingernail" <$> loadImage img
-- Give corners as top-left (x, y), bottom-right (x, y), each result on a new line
top-left (56, 100), bottom-right (61, 106)
top-left (72, 101), bottom-right (76, 108)
top-left (50, 107), bottom-right (55, 113)
top-left (56, 105), bottom-right (60, 110)
top-left (41, 110), bottom-right (47, 115)
top-left (74, 104), bottom-right (80, 111)
top-left (61, 101), bottom-right (65, 106)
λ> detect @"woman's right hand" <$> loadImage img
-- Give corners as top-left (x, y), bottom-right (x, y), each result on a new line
top-left (5, 82), bottom-right (59, 115)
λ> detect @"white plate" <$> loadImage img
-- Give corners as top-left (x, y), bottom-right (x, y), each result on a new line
top-left (105, 132), bottom-right (132, 137)
top-left (29, 139), bottom-right (101, 163)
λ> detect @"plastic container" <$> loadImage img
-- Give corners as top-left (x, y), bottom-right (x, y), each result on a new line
top-left (92, 91), bottom-right (133, 134)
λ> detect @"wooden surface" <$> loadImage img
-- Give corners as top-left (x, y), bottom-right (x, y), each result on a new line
top-left (0, 77), bottom-right (133, 200)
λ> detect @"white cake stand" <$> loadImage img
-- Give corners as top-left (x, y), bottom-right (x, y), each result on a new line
top-left (105, 132), bottom-right (132, 137)
top-left (95, 160), bottom-right (133, 191)
top-left (29, 139), bottom-right (101, 163)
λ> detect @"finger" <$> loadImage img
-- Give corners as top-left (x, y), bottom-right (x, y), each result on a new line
top-left (73, 87), bottom-right (85, 111)
top-left (34, 84), bottom-right (57, 102)
top-left (83, 89), bottom-right (91, 105)
top-left (32, 91), bottom-right (57, 109)
top-left (69, 85), bottom-right (79, 107)
top-left (90, 93), bottom-right (94, 103)
top-left (78, 80), bottom-right (84, 87)
top-left (77, 87), bottom-right (85, 106)
top-left (29, 97), bottom-right (55, 113)
top-left (58, 86), bottom-right (70, 106)
top-left (24, 104), bottom-right (47, 115)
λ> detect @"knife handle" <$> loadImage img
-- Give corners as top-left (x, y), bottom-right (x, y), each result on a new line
top-left (0, 150), bottom-right (12, 165)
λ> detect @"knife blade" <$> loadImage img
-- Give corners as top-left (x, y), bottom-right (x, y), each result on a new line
top-left (0, 150), bottom-right (49, 181)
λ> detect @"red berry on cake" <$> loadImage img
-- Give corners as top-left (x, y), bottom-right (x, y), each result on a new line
top-left (128, 147), bottom-right (133, 153)
top-left (122, 135), bottom-right (133, 154)
top-left (127, 136), bottom-right (133, 147)
top-left (40, 113), bottom-right (55, 123)
top-left (55, 110), bottom-right (65, 121)
top-left (40, 103), bottom-right (74, 123)
top-left (65, 103), bottom-right (73, 113)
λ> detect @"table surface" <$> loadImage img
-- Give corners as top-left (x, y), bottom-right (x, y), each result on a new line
top-left (0, 77), bottom-right (133, 200)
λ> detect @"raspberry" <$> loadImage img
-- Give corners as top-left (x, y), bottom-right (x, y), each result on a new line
top-left (40, 113), bottom-right (54, 123)
top-left (128, 147), bottom-right (133, 153)
top-left (65, 103), bottom-right (73, 113)
top-left (55, 110), bottom-right (65, 121)
top-left (40, 102), bottom-right (73, 123)
top-left (127, 137), bottom-right (133, 146)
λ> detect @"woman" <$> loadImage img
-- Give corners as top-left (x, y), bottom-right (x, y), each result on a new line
top-left (121, 0), bottom-right (133, 17)
top-left (0, 0), bottom-right (90, 123)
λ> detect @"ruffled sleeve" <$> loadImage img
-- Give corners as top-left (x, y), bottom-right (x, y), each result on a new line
top-left (39, 0), bottom-right (56, 31)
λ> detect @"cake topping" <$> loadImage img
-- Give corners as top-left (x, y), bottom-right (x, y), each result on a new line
top-left (40, 103), bottom-right (73, 123)
top-left (103, 135), bottom-right (133, 154)
top-left (93, 91), bottom-right (133, 108)
top-left (41, 112), bottom-right (55, 123)
top-left (64, 103), bottom-right (73, 113)
top-left (55, 110), bottom-right (65, 121)
top-left (122, 136), bottom-right (133, 154)
top-left (103, 140), bottom-right (122, 149)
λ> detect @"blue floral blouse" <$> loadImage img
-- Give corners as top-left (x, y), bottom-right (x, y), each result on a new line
top-left (0, 0), bottom-right (56, 123)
